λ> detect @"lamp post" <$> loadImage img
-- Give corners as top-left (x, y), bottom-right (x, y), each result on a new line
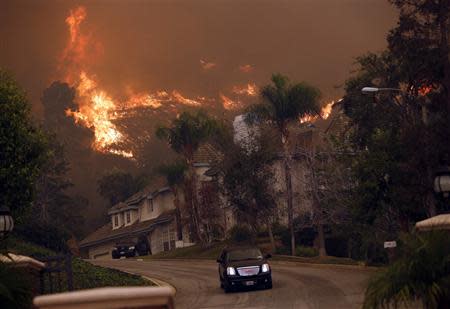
top-left (434, 166), bottom-right (450, 198)
top-left (361, 87), bottom-right (402, 94)
top-left (361, 87), bottom-right (440, 216)
top-left (0, 205), bottom-right (14, 241)
top-left (361, 86), bottom-right (430, 124)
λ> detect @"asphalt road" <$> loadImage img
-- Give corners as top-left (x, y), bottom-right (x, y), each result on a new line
top-left (90, 259), bottom-right (372, 309)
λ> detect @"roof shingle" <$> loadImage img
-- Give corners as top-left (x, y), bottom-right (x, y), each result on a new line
top-left (79, 210), bottom-right (175, 248)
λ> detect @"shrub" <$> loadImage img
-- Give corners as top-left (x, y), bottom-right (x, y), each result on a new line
top-left (277, 225), bottom-right (316, 249)
top-left (15, 222), bottom-right (70, 252)
top-left (295, 246), bottom-right (319, 257)
top-left (0, 262), bottom-right (33, 309)
top-left (227, 225), bottom-right (256, 244)
top-left (364, 231), bottom-right (450, 309)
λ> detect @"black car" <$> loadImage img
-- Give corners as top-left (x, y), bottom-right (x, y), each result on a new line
top-left (111, 243), bottom-right (137, 259)
top-left (217, 246), bottom-right (272, 292)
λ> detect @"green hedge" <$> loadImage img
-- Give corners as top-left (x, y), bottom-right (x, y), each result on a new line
top-left (5, 237), bottom-right (153, 292)
top-left (295, 246), bottom-right (319, 257)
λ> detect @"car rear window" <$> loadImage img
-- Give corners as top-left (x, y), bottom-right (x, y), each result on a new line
top-left (227, 248), bottom-right (263, 261)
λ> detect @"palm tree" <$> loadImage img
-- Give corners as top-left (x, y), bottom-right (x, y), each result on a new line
top-left (158, 161), bottom-right (187, 241)
top-left (364, 231), bottom-right (450, 309)
top-left (247, 74), bottom-right (320, 255)
top-left (156, 110), bottom-right (218, 243)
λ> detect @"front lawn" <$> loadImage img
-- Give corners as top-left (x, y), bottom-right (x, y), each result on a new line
top-left (141, 241), bottom-right (361, 267)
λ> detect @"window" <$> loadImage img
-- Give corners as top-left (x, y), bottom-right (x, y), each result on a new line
top-left (126, 211), bottom-right (131, 223)
top-left (114, 215), bottom-right (119, 227)
top-left (148, 199), bottom-right (154, 212)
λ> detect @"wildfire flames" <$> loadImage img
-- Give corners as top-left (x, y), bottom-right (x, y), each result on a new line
top-left (58, 6), bottom-right (329, 157)
top-left (300, 100), bottom-right (336, 123)
top-left (239, 64), bottom-right (254, 73)
top-left (418, 85), bottom-right (433, 96)
top-left (232, 83), bottom-right (257, 96)
top-left (59, 6), bottom-right (217, 157)
top-left (221, 94), bottom-right (239, 110)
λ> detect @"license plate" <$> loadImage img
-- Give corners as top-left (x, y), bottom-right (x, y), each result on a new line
top-left (244, 281), bottom-right (255, 286)
top-left (120, 251), bottom-right (125, 254)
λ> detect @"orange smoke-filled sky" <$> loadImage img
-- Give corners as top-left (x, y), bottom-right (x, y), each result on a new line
top-left (0, 0), bottom-right (397, 116)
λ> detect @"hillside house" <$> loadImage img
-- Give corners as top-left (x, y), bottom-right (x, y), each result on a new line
top-left (79, 144), bottom-right (223, 259)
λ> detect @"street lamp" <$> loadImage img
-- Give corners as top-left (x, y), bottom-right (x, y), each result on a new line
top-left (434, 166), bottom-right (450, 198)
top-left (361, 87), bottom-right (402, 94)
top-left (0, 206), bottom-right (14, 240)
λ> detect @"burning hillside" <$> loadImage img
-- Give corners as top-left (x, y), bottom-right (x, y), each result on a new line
top-left (57, 6), bottom-right (335, 158)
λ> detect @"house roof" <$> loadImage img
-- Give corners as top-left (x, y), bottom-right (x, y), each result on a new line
top-left (108, 177), bottom-right (169, 215)
top-left (79, 210), bottom-right (175, 248)
top-left (193, 143), bottom-right (222, 164)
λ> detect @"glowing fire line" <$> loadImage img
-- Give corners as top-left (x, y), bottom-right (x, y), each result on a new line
top-left (59, 6), bottom-right (212, 158)
top-left (300, 100), bottom-right (336, 123)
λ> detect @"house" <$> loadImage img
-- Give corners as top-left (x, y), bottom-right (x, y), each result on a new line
top-left (79, 178), bottom-right (186, 259)
top-left (231, 102), bottom-right (349, 227)
top-left (79, 144), bottom-right (222, 259)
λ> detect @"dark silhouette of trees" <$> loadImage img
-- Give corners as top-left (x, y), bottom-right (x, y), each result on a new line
top-left (246, 74), bottom-right (321, 255)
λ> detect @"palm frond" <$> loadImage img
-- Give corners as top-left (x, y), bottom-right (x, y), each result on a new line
top-left (248, 73), bottom-right (321, 126)
top-left (155, 110), bottom-right (218, 156)
top-left (157, 161), bottom-right (187, 187)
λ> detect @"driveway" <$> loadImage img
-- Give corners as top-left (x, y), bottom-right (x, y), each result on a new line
top-left (90, 259), bottom-right (372, 309)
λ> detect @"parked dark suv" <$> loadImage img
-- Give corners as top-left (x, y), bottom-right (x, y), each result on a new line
top-left (111, 242), bottom-right (137, 259)
top-left (217, 246), bottom-right (272, 292)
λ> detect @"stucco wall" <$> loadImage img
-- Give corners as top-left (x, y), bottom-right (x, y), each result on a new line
top-left (123, 209), bottom-right (139, 226)
top-left (140, 191), bottom-right (175, 222)
top-left (88, 241), bottom-right (115, 260)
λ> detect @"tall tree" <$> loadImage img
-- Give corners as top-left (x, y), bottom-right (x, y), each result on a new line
top-left (246, 74), bottom-right (321, 255)
top-left (34, 132), bottom-right (72, 223)
top-left (97, 168), bottom-right (148, 207)
top-left (157, 161), bottom-right (187, 241)
top-left (221, 131), bottom-right (278, 250)
top-left (0, 69), bottom-right (47, 221)
top-left (343, 0), bottom-right (450, 228)
top-left (156, 110), bottom-right (218, 243)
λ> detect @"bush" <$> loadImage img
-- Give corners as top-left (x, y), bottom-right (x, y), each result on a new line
top-left (15, 222), bottom-right (70, 252)
top-left (0, 262), bottom-right (33, 309)
top-left (277, 225), bottom-right (316, 249)
top-left (364, 231), bottom-right (450, 308)
top-left (227, 225), bottom-right (256, 244)
top-left (6, 237), bottom-right (153, 291)
top-left (325, 237), bottom-right (349, 258)
top-left (295, 246), bottom-right (319, 257)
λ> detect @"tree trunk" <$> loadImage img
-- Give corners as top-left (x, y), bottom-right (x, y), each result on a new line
top-left (438, 0), bottom-right (450, 113)
top-left (317, 223), bottom-right (327, 257)
top-left (282, 132), bottom-right (296, 256)
top-left (268, 222), bottom-right (276, 252)
top-left (188, 160), bottom-right (203, 244)
top-left (183, 178), bottom-right (197, 242)
top-left (172, 187), bottom-right (183, 241)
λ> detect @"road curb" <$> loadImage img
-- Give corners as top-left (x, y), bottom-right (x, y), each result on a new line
top-left (145, 276), bottom-right (176, 290)
top-left (141, 257), bottom-right (378, 272)
top-left (123, 270), bottom-right (176, 292)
